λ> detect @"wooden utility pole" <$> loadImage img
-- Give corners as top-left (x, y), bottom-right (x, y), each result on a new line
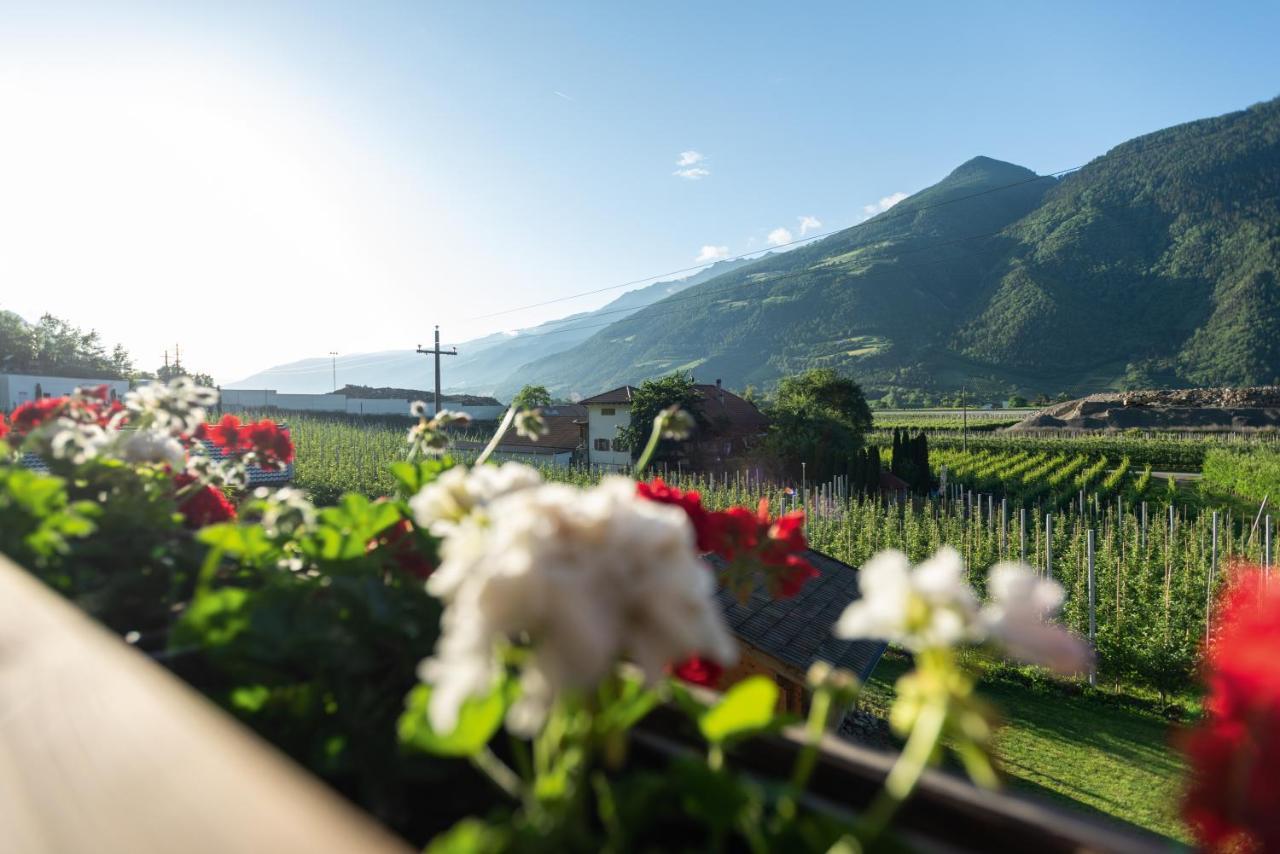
top-left (416, 326), bottom-right (457, 414)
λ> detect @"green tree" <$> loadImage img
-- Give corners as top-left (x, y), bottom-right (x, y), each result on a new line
top-left (1007, 394), bottom-right (1029, 408)
top-left (511, 384), bottom-right (552, 411)
top-left (0, 310), bottom-right (132, 379)
top-left (616, 372), bottom-right (705, 462)
top-left (762, 369), bottom-right (873, 482)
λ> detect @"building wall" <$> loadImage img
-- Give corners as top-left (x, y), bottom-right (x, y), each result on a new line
top-left (586, 403), bottom-right (632, 470)
top-left (0, 374), bottom-right (130, 411)
top-left (717, 640), bottom-right (810, 716)
top-left (220, 389), bottom-right (505, 421)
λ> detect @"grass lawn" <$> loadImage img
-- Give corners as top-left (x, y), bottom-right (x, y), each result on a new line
top-left (859, 652), bottom-right (1193, 845)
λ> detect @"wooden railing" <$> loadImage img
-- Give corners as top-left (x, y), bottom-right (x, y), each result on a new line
top-left (0, 554), bottom-right (410, 854)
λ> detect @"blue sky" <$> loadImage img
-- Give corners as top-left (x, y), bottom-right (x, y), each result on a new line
top-left (2, 1), bottom-right (1278, 380)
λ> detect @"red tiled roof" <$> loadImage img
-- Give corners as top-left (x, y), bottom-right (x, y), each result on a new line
top-left (578, 386), bottom-right (636, 405)
top-left (494, 414), bottom-right (585, 451)
top-left (693, 384), bottom-right (769, 432)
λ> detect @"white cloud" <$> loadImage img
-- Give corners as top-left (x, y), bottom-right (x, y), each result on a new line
top-left (553, 90), bottom-right (573, 101)
top-left (674, 150), bottom-right (709, 179)
top-left (695, 245), bottom-right (729, 263)
top-left (767, 227), bottom-right (793, 246)
top-left (674, 167), bottom-right (710, 180)
top-left (798, 215), bottom-right (822, 236)
top-left (863, 191), bottom-right (908, 217)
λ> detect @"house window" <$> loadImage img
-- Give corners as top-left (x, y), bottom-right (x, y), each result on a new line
top-left (594, 438), bottom-right (610, 451)
top-left (611, 438), bottom-right (626, 452)
top-left (601, 407), bottom-right (615, 416)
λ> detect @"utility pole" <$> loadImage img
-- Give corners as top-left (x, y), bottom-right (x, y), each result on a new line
top-left (416, 326), bottom-right (457, 415)
top-left (329, 351), bottom-right (339, 393)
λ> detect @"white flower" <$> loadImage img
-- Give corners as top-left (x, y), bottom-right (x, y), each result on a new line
top-left (408, 462), bottom-right (542, 541)
top-left (47, 419), bottom-right (110, 464)
top-left (432, 410), bottom-right (471, 428)
top-left (514, 409), bottom-right (548, 440)
top-left (118, 429), bottom-right (186, 468)
top-left (419, 476), bottom-right (737, 735)
top-left (834, 547), bottom-right (981, 651)
top-left (124, 377), bottom-right (218, 436)
top-left (656, 406), bottom-right (695, 440)
top-left (981, 563), bottom-right (1090, 675)
top-left (410, 400), bottom-right (429, 418)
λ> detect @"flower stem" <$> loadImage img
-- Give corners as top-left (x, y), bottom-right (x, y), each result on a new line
top-left (476, 407), bottom-right (518, 466)
top-left (470, 746), bottom-right (524, 801)
top-left (859, 696), bottom-right (947, 840)
top-left (789, 687), bottom-right (833, 792)
top-left (632, 416), bottom-right (664, 477)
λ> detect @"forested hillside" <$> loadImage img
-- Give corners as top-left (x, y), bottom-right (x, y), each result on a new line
top-left (499, 97), bottom-right (1280, 401)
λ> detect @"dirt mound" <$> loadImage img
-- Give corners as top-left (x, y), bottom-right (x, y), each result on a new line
top-left (1009, 387), bottom-right (1280, 432)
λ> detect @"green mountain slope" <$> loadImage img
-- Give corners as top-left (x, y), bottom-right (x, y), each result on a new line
top-left (501, 98), bottom-right (1280, 400)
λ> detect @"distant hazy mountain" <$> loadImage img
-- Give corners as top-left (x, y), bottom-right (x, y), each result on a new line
top-left (226, 256), bottom-right (758, 394)
top-left (496, 97), bottom-right (1280, 400)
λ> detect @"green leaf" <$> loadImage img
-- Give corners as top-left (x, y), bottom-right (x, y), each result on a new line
top-left (398, 682), bottom-right (506, 757)
top-left (197, 523), bottom-right (274, 561)
top-left (699, 676), bottom-right (779, 744)
top-left (426, 818), bottom-right (507, 854)
top-left (172, 587), bottom-right (251, 648)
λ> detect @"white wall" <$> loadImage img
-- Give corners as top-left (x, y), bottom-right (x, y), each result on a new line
top-left (0, 374), bottom-right (130, 410)
top-left (220, 388), bottom-right (506, 421)
top-left (487, 447), bottom-right (574, 467)
top-left (586, 403), bottom-right (632, 471)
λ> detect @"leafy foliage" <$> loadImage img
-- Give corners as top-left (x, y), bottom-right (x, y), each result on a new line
top-left (614, 372), bottom-right (705, 463)
top-left (0, 310), bottom-right (134, 379)
top-left (762, 369), bottom-right (872, 482)
top-left (510, 384), bottom-right (552, 411)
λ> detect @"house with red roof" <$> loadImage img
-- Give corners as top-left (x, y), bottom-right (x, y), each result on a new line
top-left (579, 379), bottom-right (769, 471)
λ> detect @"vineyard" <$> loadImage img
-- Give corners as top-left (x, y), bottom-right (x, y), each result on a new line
top-left (238, 409), bottom-right (1278, 698)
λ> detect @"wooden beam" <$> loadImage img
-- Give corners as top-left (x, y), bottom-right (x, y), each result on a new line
top-left (0, 555), bottom-right (411, 854)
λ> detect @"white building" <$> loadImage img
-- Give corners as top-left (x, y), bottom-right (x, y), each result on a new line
top-left (218, 388), bottom-right (506, 421)
top-left (579, 381), bottom-right (770, 471)
top-left (578, 386), bottom-right (637, 471)
top-left (0, 373), bottom-right (130, 411)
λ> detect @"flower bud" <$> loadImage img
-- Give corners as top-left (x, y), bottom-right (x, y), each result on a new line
top-left (515, 409), bottom-right (549, 440)
top-left (656, 405), bottom-right (695, 440)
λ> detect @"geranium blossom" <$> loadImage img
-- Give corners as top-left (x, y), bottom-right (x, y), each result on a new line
top-left (408, 462), bottom-right (541, 540)
top-left (835, 547), bottom-right (980, 651)
top-left (1182, 568), bottom-right (1280, 851)
top-left (981, 562), bottom-right (1090, 674)
top-left (120, 428), bottom-right (186, 468)
top-left (636, 479), bottom-right (818, 598)
top-left (173, 473), bottom-right (237, 528)
top-left (419, 476), bottom-right (737, 734)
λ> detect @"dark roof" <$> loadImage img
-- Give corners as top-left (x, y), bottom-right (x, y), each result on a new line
top-left (879, 470), bottom-right (909, 492)
top-left (693, 384), bottom-right (769, 432)
top-left (337, 385), bottom-right (501, 406)
top-left (706, 549), bottom-right (886, 682)
top-left (539, 404), bottom-right (587, 418)
top-left (494, 413), bottom-right (584, 451)
top-left (578, 385), bottom-right (636, 405)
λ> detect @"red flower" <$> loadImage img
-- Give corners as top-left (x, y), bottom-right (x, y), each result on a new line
top-left (369, 518), bottom-right (435, 579)
top-left (672, 656), bottom-right (724, 688)
top-left (202, 414), bottom-right (250, 454)
top-left (9, 397), bottom-right (67, 435)
top-left (636, 478), bottom-right (721, 553)
top-left (173, 473), bottom-right (237, 528)
top-left (637, 481), bottom-right (818, 600)
top-left (0, 413), bottom-right (8, 442)
top-left (245, 420), bottom-right (294, 470)
top-left (1181, 568), bottom-right (1280, 851)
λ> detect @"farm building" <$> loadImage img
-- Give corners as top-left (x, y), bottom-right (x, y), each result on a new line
top-left (219, 387), bottom-right (506, 421)
top-left (0, 373), bottom-right (130, 411)
top-left (454, 403), bottom-right (587, 467)
top-left (578, 380), bottom-right (769, 471)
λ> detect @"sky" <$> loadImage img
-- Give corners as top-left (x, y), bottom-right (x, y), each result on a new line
top-left (1, 1), bottom-right (1278, 383)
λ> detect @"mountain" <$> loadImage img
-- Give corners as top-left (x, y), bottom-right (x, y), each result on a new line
top-left (498, 97), bottom-right (1280, 401)
top-left (227, 256), bottom-right (758, 394)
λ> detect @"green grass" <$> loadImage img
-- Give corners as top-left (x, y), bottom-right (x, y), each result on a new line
top-left (859, 652), bottom-right (1192, 845)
